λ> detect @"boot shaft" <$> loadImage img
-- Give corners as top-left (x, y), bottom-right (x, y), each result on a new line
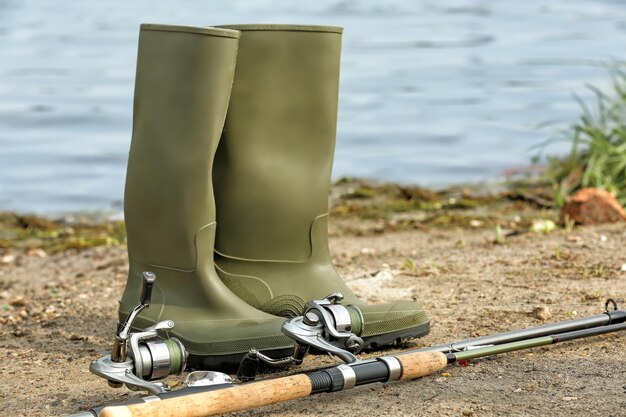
top-left (213, 25), bottom-right (343, 262)
top-left (211, 25), bottom-right (430, 347)
top-left (120, 25), bottom-right (292, 363)
top-left (125, 24), bottom-right (239, 270)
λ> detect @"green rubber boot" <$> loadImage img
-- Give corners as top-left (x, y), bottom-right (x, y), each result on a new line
top-left (212, 24), bottom-right (430, 349)
top-left (119, 24), bottom-right (292, 370)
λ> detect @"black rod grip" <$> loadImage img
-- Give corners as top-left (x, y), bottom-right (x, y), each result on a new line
top-left (307, 359), bottom-right (389, 394)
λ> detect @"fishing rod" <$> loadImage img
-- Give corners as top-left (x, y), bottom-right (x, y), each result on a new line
top-left (70, 280), bottom-right (624, 417)
top-left (79, 319), bottom-right (625, 417)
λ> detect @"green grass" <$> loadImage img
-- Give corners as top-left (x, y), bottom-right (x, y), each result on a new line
top-left (545, 68), bottom-right (626, 206)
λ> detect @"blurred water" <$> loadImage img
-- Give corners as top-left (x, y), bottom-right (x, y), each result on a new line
top-left (0, 0), bottom-right (625, 214)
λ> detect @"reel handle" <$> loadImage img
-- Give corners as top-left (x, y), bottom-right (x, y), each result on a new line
top-left (140, 271), bottom-right (156, 306)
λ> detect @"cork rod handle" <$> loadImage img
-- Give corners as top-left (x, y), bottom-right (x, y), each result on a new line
top-left (100, 374), bottom-right (312, 417)
top-left (397, 351), bottom-right (449, 380)
top-left (100, 352), bottom-right (448, 417)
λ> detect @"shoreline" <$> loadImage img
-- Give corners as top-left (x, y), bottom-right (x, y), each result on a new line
top-left (0, 176), bottom-right (555, 255)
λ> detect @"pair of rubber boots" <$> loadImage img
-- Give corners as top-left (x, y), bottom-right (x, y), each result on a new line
top-left (120, 23), bottom-right (430, 370)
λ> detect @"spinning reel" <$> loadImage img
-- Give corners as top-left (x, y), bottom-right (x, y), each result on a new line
top-left (237, 293), bottom-right (365, 381)
top-left (89, 272), bottom-right (188, 394)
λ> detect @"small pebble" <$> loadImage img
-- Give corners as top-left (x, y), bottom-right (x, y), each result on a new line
top-left (1, 254), bottom-right (16, 264)
top-left (532, 306), bottom-right (552, 321)
top-left (531, 219), bottom-right (555, 233)
top-left (9, 296), bottom-right (26, 307)
top-left (567, 235), bottom-right (582, 243)
top-left (26, 248), bottom-right (47, 258)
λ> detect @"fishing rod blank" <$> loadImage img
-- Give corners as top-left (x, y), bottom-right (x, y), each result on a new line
top-left (417, 299), bottom-right (625, 354)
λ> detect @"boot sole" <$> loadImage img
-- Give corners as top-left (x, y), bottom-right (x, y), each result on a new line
top-left (187, 346), bottom-right (294, 372)
top-left (187, 322), bottom-right (430, 371)
top-left (361, 321), bottom-right (431, 351)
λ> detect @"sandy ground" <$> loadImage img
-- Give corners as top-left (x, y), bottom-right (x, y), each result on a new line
top-left (0, 221), bottom-right (625, 417)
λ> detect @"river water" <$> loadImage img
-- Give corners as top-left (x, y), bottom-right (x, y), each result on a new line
top-left (1, 0), bottom-right (625, 215)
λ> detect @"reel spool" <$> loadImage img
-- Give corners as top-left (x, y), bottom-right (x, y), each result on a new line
top-left (129, 337), bottom-right (186, 381)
